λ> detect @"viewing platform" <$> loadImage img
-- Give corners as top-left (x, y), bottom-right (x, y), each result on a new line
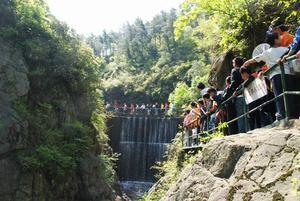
top-left (106, 107), bottom-right (172, 117)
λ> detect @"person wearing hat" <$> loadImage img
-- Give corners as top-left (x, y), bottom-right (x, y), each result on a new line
top-left (269, 18), bottom-right (294, 47)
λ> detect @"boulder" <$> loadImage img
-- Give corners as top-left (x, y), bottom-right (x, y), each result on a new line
top-left (162, 120), bottom-right (300, 201)
top-left (208, 51), bottom-right (234, 89)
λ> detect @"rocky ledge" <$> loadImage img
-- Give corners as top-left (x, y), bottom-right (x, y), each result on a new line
top-left (162, 120), bottom-right (300, 201)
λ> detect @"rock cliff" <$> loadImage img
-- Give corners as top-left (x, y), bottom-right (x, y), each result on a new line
top-left (0, 38), bottom-right (121, 201)
top-left (0, 0), bottom-right (123, 199)
top-left (208, 51), bottom-right (234, 90)
top-left (161, 121), bottom-right (300, 201)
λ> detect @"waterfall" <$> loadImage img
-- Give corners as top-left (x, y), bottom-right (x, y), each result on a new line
top-left (107, 115), bottom-right (179, 182)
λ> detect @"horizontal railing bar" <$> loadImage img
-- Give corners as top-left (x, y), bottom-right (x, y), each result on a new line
top-left (264, 55), bottom-right (297, 75)
top-left (284, 91), bottom-right (300, 95)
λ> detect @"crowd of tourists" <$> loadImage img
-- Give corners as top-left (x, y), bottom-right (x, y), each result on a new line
top-left (183, 19), bottom-right (300, 147)
top-left (105, 101), bottom-right (174, 115)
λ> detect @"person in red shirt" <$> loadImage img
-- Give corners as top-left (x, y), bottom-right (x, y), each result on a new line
top-left (269, 19), bottom-right (294, 47)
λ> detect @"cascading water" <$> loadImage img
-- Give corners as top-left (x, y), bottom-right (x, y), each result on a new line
top-left (107, 114), bottom-right (179, 199)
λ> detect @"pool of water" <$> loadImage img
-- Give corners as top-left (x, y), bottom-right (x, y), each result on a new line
top-left (121, 181), bottom-right (154, 200)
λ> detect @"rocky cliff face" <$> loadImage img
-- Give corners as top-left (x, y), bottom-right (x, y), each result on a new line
top-left (0, 38), bottom-right (30, 200)
top-left (0, 32), bottom-right (121, 201)
top-left (208, 51), bottom-right (234, 89)
top-left (161, 121), bottom-right (300, 201)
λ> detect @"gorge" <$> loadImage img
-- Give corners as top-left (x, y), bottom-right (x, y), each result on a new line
top-left (1, 0), bottom-right (300, 201)
top-left (107, 113), bottom-right (180, 199)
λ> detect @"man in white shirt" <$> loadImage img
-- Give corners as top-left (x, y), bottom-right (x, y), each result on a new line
top-left (242, 32), bottom-right (291, 121)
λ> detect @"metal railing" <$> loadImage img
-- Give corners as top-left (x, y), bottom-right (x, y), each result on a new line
top-left (106, 107), bottom-right (170, 116)
top-left (183, 55), bottom-right (300, 150)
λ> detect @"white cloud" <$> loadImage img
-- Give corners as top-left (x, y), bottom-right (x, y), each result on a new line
top-left (47, 0), bottom-right (184, 35)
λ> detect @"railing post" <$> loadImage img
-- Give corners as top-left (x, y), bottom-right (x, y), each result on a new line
top-left (243, 100), bottom-right (249, 132)
top-left (280, 63), bottom-right (290, 120)
top-left (181, 129), bottom-right (184, 148)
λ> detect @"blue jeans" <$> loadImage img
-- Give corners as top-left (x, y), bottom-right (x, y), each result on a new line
top-left (235, 97), bottom-right (246, 133)
top-left (208, 113), bottom-right (216, 131)
top-left (271, 74), bottom-right (285, 120)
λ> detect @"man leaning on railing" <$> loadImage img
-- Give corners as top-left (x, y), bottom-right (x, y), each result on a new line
top-left (242, 32), bottom-right (294, 122)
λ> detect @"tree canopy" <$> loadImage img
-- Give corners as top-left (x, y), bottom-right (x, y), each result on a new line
top-left (86, 9), bottom-right (209, 104)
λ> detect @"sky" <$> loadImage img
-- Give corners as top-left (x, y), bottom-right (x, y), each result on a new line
top-left (47, 0), bottom-right (184, 35)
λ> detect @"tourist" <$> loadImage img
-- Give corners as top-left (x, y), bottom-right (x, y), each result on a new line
top-left (222, 76), bottom-right (238, 135)
top-left (130, 103), bottom-right (135, 114)
top-left (190, 102), bottom-right (201, 145)
top-left (105, 102), bottom-right (112, 110)
top-left (230, 57), bottom-right (247, 133)
top-left (237, 67), bottom-right (262, 130)
top-left (197, 99), bottom-right (205, 132)
top-left (282, 26), bottom-right (300, 59)
top-left (145, 104), bottom-right (151, 115)
top-left (242, 32), bottom-right (293, 121)
top-left (123, 103), bottom-right (128, 112)
top-left (206, 88), bottom-right (218, 131)
top-left (197, 82), bottom-right (205, 91)
top-left (269, 19), bottom-right (294, 47)
top-left (202, 93), bottom-right (210, 131)
top-left (164, 102), bottom-right (169, 109)
top-left (260, 73), bottom-right (277, 125)
top-left (281, 26), bottom-right (300, 119)
top-left (183, 110), bottom-right (192, 146)
top-left (114, 101), bottom-right (120, 111)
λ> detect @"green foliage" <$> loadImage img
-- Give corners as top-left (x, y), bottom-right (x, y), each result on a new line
top-left (98, 153), bottom-right (120, 187)
top-left (168, 62), bottom-right (210, 115)
top-left (292, 159), bottom-right (300, 196)
top-left (167, 0), bottom-right (300, 114)
top-left (91, 90), bottom-right (110, 143)
top-left (168, 82), bottom-right (194, 114)
top-left (21, 145), bottom-right (75, 178)
top-left (175, 0), bottom-right (300, 57)
top-left (201, 122), bottom-right (228, 143)
top-left (1, 0), bottom-right (118, 192)
top-left (86, 9), bottom-right (203, 103)
top-left (19, 103), bottom-right (94, 180)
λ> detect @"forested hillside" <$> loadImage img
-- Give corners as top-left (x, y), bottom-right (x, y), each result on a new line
top-left (86, 0), bottom-right (300, 112)
top-left (85, 10), bottom-right (210, 104)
